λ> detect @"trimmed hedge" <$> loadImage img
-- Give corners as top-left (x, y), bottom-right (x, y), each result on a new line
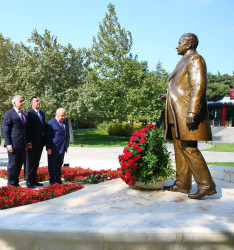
top-left (107, 122), bottom-right (143, 137)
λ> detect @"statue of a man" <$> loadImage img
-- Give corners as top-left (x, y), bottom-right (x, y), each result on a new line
top-left (160, 33), bottom-right (216, 199)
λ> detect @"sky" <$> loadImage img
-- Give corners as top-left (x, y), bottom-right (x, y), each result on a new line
top-left (0, 0), bottom-right (233, 75)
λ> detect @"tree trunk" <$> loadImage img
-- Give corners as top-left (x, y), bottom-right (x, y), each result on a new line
top-left (0, 119), bottom-right (2, 136)
top-left (76, 118), bottom-right (79, 129)
top-left (68, 118), bottom-right (74, 143)
top-left (0, 119), bottom-right (2, 144)
top-left (130, 120), bottom-right (134, 136)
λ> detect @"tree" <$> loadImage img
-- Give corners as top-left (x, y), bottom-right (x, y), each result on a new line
top-left (91, 3), bottom-right (166, 131)
top-left (21, 29), bottom-right (90, 142)
top-left (207, 72), bottom-right (234, 101)
top-left (0, 34), bottom-right (25, 137)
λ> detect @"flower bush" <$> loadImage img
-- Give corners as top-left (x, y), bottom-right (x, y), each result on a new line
top-left (118, 125), bottom-right (175, 186)
top-left (0, 183), bottom-right (83, 210)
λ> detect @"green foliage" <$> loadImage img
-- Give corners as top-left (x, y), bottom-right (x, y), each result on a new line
top-left (137, 128), bottom-right (175, 183)
top-left (0, 34), bottom-right (25, 118)
top-left (91, 4), bottom-right (166, 124)
top-left (207, 162), bottom-right (234, 167)
top-left (207, 72), bottom-right (234, 101)
top-left (82, 173), bottom-right (109, 184)
top-left (22, 29), bottom-right (90, 120)
top-left (92, 3), bottom-right (133, 79)
top-left (107, 122), bottom-right (143, 136)
top-left (70, 128), bottom-right (128, 147)
top-left (202, 142), bottom-right (234, 152)
top-left (77, 119), bottom-right (98, 129)
top-left (119, 126), bottom-right (175, 186)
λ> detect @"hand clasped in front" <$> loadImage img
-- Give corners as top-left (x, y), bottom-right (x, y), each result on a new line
top-left (186, 112), bottom-right (198, 131)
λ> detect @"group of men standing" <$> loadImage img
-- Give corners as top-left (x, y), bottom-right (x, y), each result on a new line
top-left (2, 95), bottom-right (69, 188)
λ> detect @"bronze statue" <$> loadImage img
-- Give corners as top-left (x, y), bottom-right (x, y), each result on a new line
top-left (160, 33), bottom-right (216, 199)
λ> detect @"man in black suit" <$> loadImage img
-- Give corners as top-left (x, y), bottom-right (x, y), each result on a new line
top-left (3, 95), bottom-right (26, 186)
top-left (25, 96), bottom-right (46, 188)
top-left (46, 108), bottom-right (69, 185)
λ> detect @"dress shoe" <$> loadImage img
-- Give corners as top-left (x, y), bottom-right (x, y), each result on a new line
top-left (26, 182), bottom-right (35, 189)
top-left (33, 182), bottom-right (43, 186)
top-left (56, 179), bottom-right (63, 184)
top-left (164, 184), bottom-right (190, 194)
top-left (8, 183), bottom-right (19, 187)
top-left (188, 188), bottom-right (217, 199)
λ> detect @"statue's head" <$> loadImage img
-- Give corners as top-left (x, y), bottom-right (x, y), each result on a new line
top-left (180, 33), bottom-right (199, 50)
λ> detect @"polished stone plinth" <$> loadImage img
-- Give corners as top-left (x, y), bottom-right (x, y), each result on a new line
top-left (0, 177), bottom-right (233, 250)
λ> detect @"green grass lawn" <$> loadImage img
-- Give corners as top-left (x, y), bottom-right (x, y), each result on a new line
top-left (202, 142), bottom-right (234, 152)
top-left (69, 128), bottom-right (129, 147)
top-left (207, 162), bottom-right (234, 167)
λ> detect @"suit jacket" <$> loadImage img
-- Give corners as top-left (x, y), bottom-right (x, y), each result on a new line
top-left (25, 108), bottom-right (46, 149)
top-left (3, 108), bottom-right (27, 148)
top-left (46, 118), bottom-right (69, 155)
top-left (165, 51), bottom-right (212, 141)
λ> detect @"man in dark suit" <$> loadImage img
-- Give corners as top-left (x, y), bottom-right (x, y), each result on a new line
top-left (3, 95), bottom-right (26, 186)
top-left (46, 108), bottom-right (69, 185)
top-left (25, 96), bottom-right (46, 188)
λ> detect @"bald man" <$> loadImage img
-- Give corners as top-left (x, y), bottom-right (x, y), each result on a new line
top-left (46, 108), bottom-right (69, 185)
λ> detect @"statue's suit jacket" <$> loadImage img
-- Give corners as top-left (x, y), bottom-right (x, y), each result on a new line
top-left (165, 51), bottom-right (212, 141)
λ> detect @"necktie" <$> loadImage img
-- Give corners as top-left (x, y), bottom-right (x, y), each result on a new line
top-left (60, 123), bottom-right (65, 131)
top-left (18, 110), bottom-right (25, 126)
top-left (37, 111), bottom-right (42, 123)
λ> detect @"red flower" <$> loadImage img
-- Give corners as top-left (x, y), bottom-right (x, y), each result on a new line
top-left (132, 143), bottom-right (139, 149)
top-left (128, 159), bottom-right (134, 166)
top-left (140, 133), bottom-right (146, 138)
top-left (123, 147), bottom-right (128, 153)
top-left (134, 155), bottom-right (141, 161)
top-left (130, 136), bottom-right (138, 142)
top-left (132, 164), bottom-right (137, 170)
top-left (125, 170), bottom-right (132, 179)
top-left (133, 131), bottom-right (141, 136)
top-left (118, 173), bottom-right (123, 178)
top-left (137, 147), bottom-right (142, 153)
top-left (139, 138), bottom-right (146, 144)
top-left (140, 127), bottom-right (148, 133)
top-left (130, 177), bottom-right (136, 184)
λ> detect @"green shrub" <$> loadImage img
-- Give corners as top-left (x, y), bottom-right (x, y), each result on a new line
top-left (78, 119), bottom-right (98, 129)
top-left (107, 122), bottom-right (143, 136)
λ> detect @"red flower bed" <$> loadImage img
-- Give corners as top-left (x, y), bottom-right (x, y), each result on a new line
top-left (0, 167), bottom-right (120, 183)
top-left (62, 167), bottom-right (119, 183)
top-left (0, 167), bottom-right (120, 209)
top-left (0, 183), bottom-right (83, 210)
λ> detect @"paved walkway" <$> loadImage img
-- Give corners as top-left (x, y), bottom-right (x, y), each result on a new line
top-left (1, 142), bottom-right (234, 170)
top-left (0, 178), bottom-right (233, 249)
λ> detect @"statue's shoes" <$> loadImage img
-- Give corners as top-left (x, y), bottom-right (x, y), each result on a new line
top-left (164, 184), bottom-right (190, 194)
top-left (188, 188), bottom-right (217, 199)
